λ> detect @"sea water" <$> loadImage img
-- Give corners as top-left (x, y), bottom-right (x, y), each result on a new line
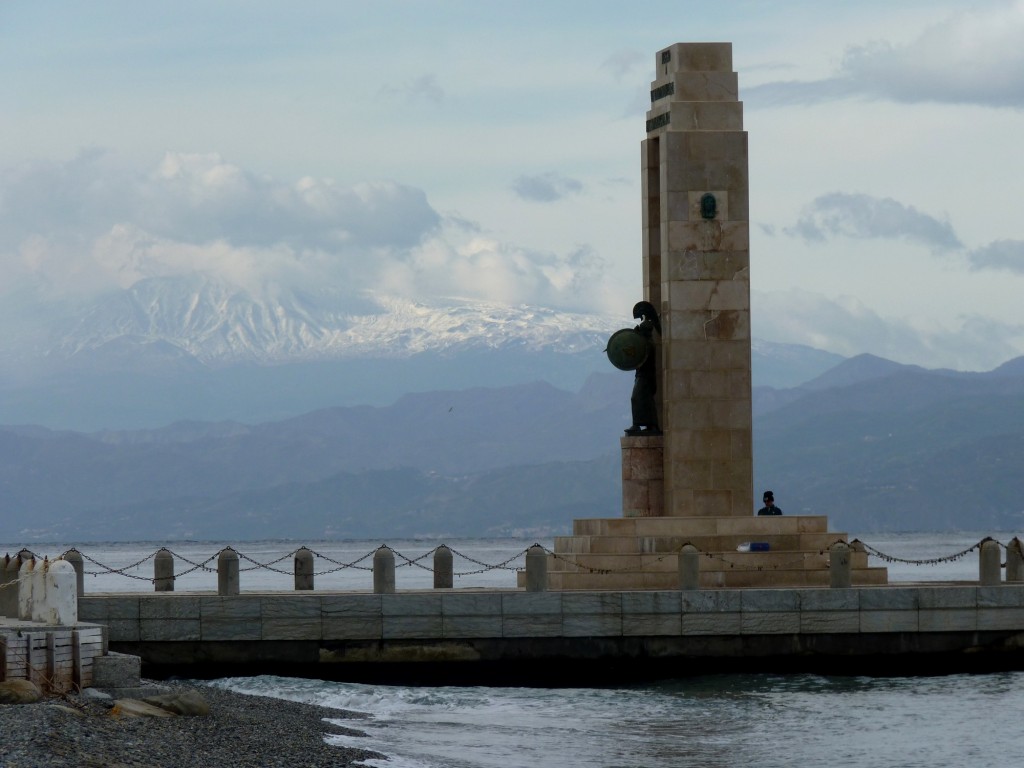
top-left (208, 671), bottom-right (1024, 768)
top-left (4, 532), bottom-right (1022, 767)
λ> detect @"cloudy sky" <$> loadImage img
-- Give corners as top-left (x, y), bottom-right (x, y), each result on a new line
top-left (2, 0), bottom-right (1023, 370)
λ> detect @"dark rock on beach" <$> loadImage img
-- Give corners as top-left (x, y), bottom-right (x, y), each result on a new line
top-left (0, 679), bottom-right (43, 705)
top-left (0, 681), bottom-right (381, 767)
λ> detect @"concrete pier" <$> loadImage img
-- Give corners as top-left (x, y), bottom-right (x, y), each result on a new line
top-left (78, 584), bottom-right (1024, 683)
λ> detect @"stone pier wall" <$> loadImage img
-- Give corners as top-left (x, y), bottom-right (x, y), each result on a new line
top-left (78, 586), bottom-right (1024, 677)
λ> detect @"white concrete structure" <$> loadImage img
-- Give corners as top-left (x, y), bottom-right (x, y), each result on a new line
top-left (18, 558), bottom-right (78, 625)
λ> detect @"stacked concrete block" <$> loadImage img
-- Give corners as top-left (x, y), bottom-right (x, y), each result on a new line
top-left (140, 595), bottom-right (201, 642)
top-left (977, 586), bottom-right (1024, 631)
top-left (500, 593), bottom-right (562, 638)
top-left (322, 595), bottom-right (382, 640)
top-left (860, 588), bottom-right (919, 633)
top-left (622, 591), bottom-right (682, 635)
top-left (918, 586), bottom-right (979, 632)
top-left (441, 593), bottom-right (503, 639)
top-left (262, 595), bottom-right (322, 641)
top-left (621, 435), bottom-right (664, 517)
top-left (0, 623), bottom-right (103, 690)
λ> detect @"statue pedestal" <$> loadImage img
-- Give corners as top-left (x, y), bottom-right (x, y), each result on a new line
top-left (522, 436), bottom-right (887, 590)
top-left (621, 435), bottom-right (664, 517)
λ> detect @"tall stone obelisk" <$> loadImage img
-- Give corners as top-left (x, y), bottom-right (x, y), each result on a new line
top-left (641, 42), bottom-right (753, 517)
top-left (531, 43), bottom-right (886, 588)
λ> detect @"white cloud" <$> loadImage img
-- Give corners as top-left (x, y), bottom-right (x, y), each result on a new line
top-left (753, 289), bottom-right (1023, 371)
top-left (968, 239), bottom-right (1024, 273)
top-left (511, 172), bottom-right (584, 202)
top-left (601, 50), bottom-right (646, 80)
top-left (747, 1), bottom-right (1024, 109)
top-left (787, 193), bottom-right (962, 252)
top-left (380, 234), bottom-right (608, 312)
top-left (380, 73), bottom-right (446, 104)
top-left (0, 151), bottom-right (609, 313)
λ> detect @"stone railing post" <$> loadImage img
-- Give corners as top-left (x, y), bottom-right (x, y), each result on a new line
top-left (677, 544), bottom-right (700, 590)
top-left (979, 537), bottom-right (1001, 586)
top-left (294, 547), bottom-right (314, 591)
top-left (1006, 537), bottom-right (1024, 583)
top-left (17, 557), bottom-right (36, 620)
top-left (154, 548), bottom-right (175, 592)
top-left (830, 541), bottom-right (852, 588)
top-left (525, 545), bottom-right (548, 592)
top-left (38, 560), bottom-right (78, 625)
top-left (62, 549), bottom-right (85, 597)
top-left (433, 545), bottom-right (454, 589)
top-left (31, 558), bottom-right (49, 621)
top-left (373, 546), bottom-right (396, 594)
top-left (1, 553), bottom-right (24, 618)
top-left (217, 547), bottom-right (240, 596)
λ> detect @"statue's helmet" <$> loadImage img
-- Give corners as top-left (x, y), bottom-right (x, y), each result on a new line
top-left (631, 301), bottom-right (661, 334)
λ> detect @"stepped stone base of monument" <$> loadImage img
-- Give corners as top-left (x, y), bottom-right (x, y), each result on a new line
top-left (519, 515), bottom-right (888, 590)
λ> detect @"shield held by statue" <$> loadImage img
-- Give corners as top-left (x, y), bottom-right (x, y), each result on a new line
top-left (605, 328), bottom-right (652, 371)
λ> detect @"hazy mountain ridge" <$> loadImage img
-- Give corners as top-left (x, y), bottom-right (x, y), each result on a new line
top-left (754, 356), bottom-right (1024, 531)
top-left (44, 457), bottom-right (623, 542)
top-left (4, 351), bottom-right (1024, 541)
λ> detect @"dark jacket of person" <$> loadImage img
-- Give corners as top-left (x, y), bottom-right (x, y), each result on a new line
top-left (757, 504), bottom-right (782, 516)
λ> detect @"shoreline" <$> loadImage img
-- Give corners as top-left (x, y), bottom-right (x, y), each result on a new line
top-left (0, 680), bottom-right (382, 767)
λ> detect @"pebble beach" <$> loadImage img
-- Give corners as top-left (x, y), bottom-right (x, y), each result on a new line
top-left (0, 681), bottom-right (381, 767)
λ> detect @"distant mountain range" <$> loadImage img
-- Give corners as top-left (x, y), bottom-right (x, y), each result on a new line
top-left (2, 276), bottom-right (1021, 543)
top-left (2, 352), bottom-right (1024, 542)
top-left (754, 353), bottom-right (1024, 534)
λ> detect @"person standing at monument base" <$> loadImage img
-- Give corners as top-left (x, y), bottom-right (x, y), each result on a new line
top-left (758, 491), bottom-right (782, 515)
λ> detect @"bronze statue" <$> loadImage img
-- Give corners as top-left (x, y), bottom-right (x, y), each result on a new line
top-left (606, 301), bottom-right (662, 436)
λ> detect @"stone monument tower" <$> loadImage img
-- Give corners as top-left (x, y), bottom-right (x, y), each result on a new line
top-left (523, 43), bottom-right (887, 589)
top-left (642, 42), bottom-right (752, 518)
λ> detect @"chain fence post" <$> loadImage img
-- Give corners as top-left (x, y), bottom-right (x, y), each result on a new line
top-left (1006, 537), bottom-right (1024, 583)
top-left (677, 544), bottom-right (699, 590)
top-left (525, 545), bottom-right (547, 592)
top-left (373, 546), bottom-right (396, 594)
top-left (0, 553), bottom-right (20, 617)
top-left (41, 559), bottom-right (78, 625)
top-left (17, 557), bottom-right (36, 620)
top-left (294, 547), bottom-right (314, 591)
top-left (979, 537), bottom-right (1001, 586)
top-left (217, 547), bottom-right (240, 596)
top-left (62, 549), bottom-right (85, 597)
top-left (830, 541), bottom-right (852, 588)
top-left (433, 545), bottom-right (453, 589)
top-left (155, 548), bottom-right (175, 592)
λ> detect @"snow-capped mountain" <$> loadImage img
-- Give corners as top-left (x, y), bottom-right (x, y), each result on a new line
top-left (0, 274), bottom-right (846, 431)
top-left (52, 275), bottom-right (619, 366)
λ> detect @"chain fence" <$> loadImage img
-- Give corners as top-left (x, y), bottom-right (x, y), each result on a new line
top-left (1, 536), bottom-right (1021, 588)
